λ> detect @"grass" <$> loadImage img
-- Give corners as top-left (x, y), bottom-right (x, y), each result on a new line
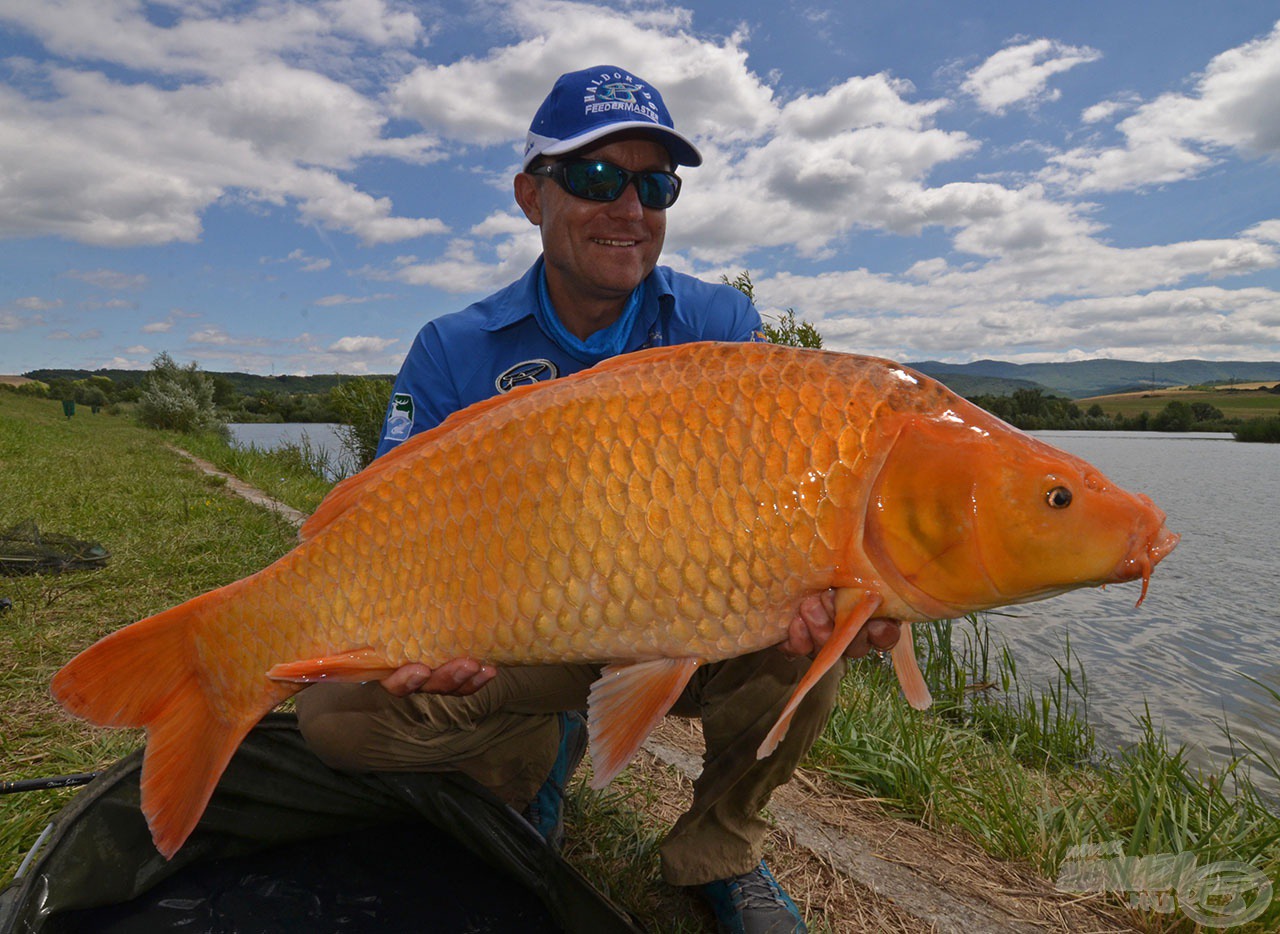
top-left (809, 621), bottom-right (1280, 932)
top-left (3, 391), bottom-right (1278, 931)
top-left (1079, 387), bottom-right (1280, 422)
top-left (179, 427), bottom-right (343, 514)
top-left (0, 395), bottom-right (301, 889)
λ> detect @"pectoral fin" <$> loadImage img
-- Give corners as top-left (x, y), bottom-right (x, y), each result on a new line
top-left (756, 589), bottom-right (881, 760)
top-left (891, 622), bottom-right (933, 709)
top-left (587, 657), bottom-right (702, 788)
top-left (266, 647), bottom-right (398, 683)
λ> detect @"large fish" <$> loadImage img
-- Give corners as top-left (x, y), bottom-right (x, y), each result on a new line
top-left (53, 342), bottom-right (1178, 858)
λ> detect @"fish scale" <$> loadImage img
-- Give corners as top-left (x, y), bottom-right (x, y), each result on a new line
top-left (52, 341), bottom-right (1178, 859)
top-left (290, 346), bottom-right (848, 670)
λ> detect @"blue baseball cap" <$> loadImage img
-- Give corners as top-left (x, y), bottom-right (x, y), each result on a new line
top-left (522, 65), bottom-right (702, 171)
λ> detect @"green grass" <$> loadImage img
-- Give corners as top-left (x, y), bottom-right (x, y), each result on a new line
top-left (0, 395), bottom-right (301, 889)
top-left (810, 619), bottom-right (1280, 932)
top-left (178, 428), bottom-right (342, 514)
top-left (1080, 388), bottom-right (1280, 422)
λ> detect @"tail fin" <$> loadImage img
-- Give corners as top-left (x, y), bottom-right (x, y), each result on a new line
top-left (51, 585), bottom-right (298, 858)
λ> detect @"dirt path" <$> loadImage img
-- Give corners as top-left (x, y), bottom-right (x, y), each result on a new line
top-left (178, 446), bottom-right (1139, 933)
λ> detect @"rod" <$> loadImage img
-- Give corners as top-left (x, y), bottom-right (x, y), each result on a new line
top-left (0, 772), bottom-right (99, 794)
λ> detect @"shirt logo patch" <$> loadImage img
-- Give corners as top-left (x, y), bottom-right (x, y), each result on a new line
top-left (385, 392), bottom-right (415, 441)
top-left (496, 359), bottom-right (558, 393)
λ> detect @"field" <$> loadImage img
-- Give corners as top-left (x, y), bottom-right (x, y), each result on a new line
top-left (1078, 385), bottom-right (1280, 421)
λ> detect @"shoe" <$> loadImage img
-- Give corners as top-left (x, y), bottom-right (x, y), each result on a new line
top-left (700, 860), bottom-right (807, 934)
top-left (521, 710), bottom-right (587, 848)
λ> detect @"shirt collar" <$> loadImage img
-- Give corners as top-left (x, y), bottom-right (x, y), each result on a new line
top-left (480, 258), bottom-right (674, 333)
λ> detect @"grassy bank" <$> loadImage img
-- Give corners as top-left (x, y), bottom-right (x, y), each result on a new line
top-left (3, 393), bottom-right (1277, 931)
top-left (812, 621), bottom-right (1280, 931)
top-left (0, 395), bottom-right (303, 886)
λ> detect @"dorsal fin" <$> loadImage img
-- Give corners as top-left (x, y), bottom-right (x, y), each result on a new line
top-left (300, 343), bottom-right (729, 541)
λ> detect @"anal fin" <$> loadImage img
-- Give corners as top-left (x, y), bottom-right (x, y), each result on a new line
top-left (267, 647), bottom-right (398, 683)
top-left (587, 657), bottom-right (702, 788)
top-left (891, 622), bottom-right (933, 709)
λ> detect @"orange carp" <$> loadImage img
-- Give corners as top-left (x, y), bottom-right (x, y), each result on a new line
top-left (53, 342), bottom-right (1178, 857)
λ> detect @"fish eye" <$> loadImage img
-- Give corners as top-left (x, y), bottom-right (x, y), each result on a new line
top-left (1046, 486), bottom-right (1073, 509)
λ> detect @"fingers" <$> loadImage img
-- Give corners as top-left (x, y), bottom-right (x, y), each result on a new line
top-left (844, 617), bottom-right (902, 659)
top-left (379, 659), bottom-right (496, 697)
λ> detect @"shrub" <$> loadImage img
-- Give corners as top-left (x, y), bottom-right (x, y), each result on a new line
top-left (1234, 417), bottom-right (1280, 443)
top-left (329, 377), bottom-right (393, 470)
top-left (136, 352), bottom-right (226, 435)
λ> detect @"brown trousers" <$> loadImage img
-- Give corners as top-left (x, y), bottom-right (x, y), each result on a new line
top-left (295, 649), bottom-right (844, 886)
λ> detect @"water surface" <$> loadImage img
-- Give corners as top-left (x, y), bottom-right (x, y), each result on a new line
top-left (991, 431), bottom-right (1280, 775)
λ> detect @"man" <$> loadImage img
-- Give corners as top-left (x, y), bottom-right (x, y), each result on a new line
top-left (297, 65), bottom-right (900, 934)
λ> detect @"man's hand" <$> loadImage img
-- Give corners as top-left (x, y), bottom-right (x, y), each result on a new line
top-left (780, 590), bottom-right (901, 659)
top-left (379, 658), bottom-right (496, 697)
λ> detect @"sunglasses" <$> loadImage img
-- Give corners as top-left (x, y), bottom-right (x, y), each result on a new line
top-left (529, 159), bottom-right (682, 210)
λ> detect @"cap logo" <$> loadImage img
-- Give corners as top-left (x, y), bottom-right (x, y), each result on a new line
top-left (596, 81), bottom-right (642, 104)
top-left (584, 71), bottom-right (660, 123)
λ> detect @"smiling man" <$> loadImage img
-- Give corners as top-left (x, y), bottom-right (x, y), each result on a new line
top-left (296, 65), bottom-right (899, 934)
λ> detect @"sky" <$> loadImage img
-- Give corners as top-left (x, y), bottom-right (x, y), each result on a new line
top-left (2, 1), bottom-right (1279, 376)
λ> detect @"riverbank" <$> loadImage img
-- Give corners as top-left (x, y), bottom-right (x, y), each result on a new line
top-left (2, 394), bottom-right (1276, 931)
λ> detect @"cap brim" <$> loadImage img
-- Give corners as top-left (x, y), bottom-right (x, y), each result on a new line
top-left (525, 121), bottom-right (702, 170)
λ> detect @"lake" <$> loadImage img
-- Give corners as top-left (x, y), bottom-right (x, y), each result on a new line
top-left (227, 422), bottom-right (356, 480)
top-left (994, 431), bottom-right (1280, 778)
top-left (229, 424), bottom-right (1279, 776)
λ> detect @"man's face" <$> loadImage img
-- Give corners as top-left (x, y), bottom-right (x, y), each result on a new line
top-left (517, 136), bottom-right (671, 315)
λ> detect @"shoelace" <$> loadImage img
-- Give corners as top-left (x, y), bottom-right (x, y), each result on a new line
top-left (729, 872), bottom-right (786, 910)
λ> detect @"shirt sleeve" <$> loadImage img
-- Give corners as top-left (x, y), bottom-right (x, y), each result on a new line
top-left (699, 282), bottom-right (764, 343)
top-left (374, 322), bottom-right (463, 460)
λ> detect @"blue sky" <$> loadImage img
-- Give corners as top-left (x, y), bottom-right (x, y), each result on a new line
top-left (2, 1), bottom-right (1279, 376)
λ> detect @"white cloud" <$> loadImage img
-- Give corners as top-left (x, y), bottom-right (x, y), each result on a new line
top-left (389, 1), bottom-right (776, 150)
top-left (1046, 21), bottom-right (1280, 193)
top-left (63, 268), bottom-right (149, 290)
top-left (1, 311), bottom-right (41, 332)
top-left (389, 233), bottom-right (543, 293)
top-left (190, 325), bottom-right (270, 347)
top-left (1080, 95), bottom-right (1139, 125)
top-left (313, 292), bottom-right (396, 306)
top-left (14, 296), bottom-right (63, 311)
top-left (961, 38), bottom-right (1102, 115)
top-left (328, 335), bottom-right (398, 353)
top-left (0, 4), bottom-right (445, 246)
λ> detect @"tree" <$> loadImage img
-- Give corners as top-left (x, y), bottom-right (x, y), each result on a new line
top-left (1151, 400), bottom-right (1194, 432)
top-left (722, 270), bottom-right (824, 349)
top-left (136, 352), bottom-right (225, 434)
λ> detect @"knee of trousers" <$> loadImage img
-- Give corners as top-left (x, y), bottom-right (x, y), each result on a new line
top-left (294, 682), bottom-right (383, 771)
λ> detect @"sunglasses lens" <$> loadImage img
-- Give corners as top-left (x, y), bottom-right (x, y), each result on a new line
top-left (562, 162), bottom-right (628, 201)
top-left (636, 173), bottom-right (680, 209)
top-left (557, 161), bottom-right (681, 209)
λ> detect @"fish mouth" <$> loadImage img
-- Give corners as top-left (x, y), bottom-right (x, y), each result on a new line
top-left (1126, 513), bottom-right (1180, 607)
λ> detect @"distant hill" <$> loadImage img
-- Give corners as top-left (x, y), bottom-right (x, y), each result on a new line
top-left (23, 368), bottom-right (394, 395)
top-left (908, 359), bottom-right (1280, 399)
top-left (23, 359), bottom-right (1280, 402)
